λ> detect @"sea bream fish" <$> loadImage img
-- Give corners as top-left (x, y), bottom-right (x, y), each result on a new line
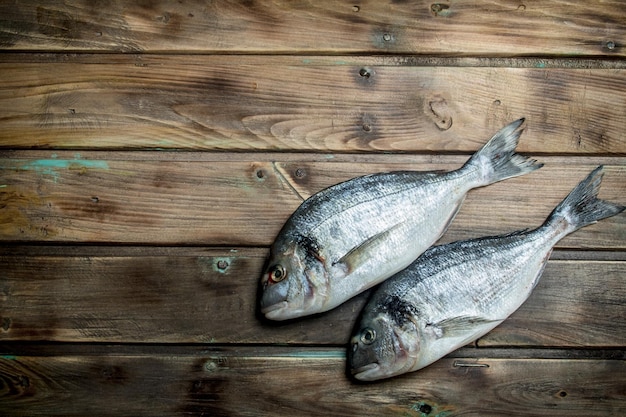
top-left (260, 118), bottom-right (542, 320)
top-left (349, 166), bottom-right (624, 381)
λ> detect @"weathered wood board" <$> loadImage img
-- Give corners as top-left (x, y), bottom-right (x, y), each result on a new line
top-left (1, 58), bottom-right (625, 153)
top-left (0, 247), bottom-right (624, 347)
top-left (0, 0), bottom-right (625, 415)
top-left (1, 0), bottom-right (624, 56)
top-left (1, 154), bottom-right (624, 246)
top-left (1, 351), bottom-right (624, 416)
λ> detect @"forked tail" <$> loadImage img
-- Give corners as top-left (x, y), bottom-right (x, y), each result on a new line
top-left (544, 165), bottom-right (625, 237)
top-left (464, 118), bottom-right (543, 185)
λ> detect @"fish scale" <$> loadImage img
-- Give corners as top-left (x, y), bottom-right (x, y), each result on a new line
top-left (259, 119), bottom-right (543, 320)
top-left (308, 174), bottom-right (455, 260)
top-left (349, 166), bottom-right (624, 381)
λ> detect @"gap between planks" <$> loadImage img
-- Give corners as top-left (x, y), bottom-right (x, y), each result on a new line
top-left (2, 151), bottom-right (626, 164)
top-left (0, 245), bottom-right (624, 261)
top-left (0, 343), bottom-right (624, 361)
top-left (2, 53), bottom-right (626, 69)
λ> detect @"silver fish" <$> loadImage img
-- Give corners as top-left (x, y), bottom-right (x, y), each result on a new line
top-left (260, 119), bottom-right (542, 320)
top-left (349, 166), bottom-right (624, 381)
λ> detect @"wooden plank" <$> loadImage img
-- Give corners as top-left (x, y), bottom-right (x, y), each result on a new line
top-left (0, 0), bottom-right (624, 56)
top-left (0, 352), bottom-right (624, 416)
top-left (0, 58), bottom-right (625, 153)
top-left (1, 246), bottom-right (624, 346)
top-left (0, 154), bottom-right (623, 247)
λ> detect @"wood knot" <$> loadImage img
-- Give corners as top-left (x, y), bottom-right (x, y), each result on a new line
top-left (604, 40), bottom-right (617, 51)
top-left (1, 317), bottom-right (11, 332)
top-left (294, 168), bottom-right (306, 179)
top-left (431, 3), bottom-right (451, 17)
top-left (359, 68), bottom-right (372, 78)
top-left (426, 95), bottom-right (453, 130)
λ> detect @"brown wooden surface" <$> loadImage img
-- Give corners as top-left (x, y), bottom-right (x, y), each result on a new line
top-left (1, 351), bottom-right (624, 417)
top-left (1, 57), bottom-right (625, 153)
top-left (1, 154), bottom-right (624, 246)
top-left (1, 0), bottom-right (624, 56)
top-left (1, 1), bottom-right (625, 416)
top-left (0, 248), bottom-right (624, 347)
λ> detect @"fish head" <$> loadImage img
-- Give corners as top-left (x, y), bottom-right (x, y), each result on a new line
top-left (349, 298), bottom-right (421, 381)
top-left (259, 237), bottom-right (330, 320)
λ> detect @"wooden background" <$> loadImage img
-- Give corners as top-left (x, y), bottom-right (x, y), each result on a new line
top-left (1, 1), bottom-right (625, 416)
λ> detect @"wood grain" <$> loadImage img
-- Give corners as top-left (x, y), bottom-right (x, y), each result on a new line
top-left (0, 0), bottom-right (624, 56)
top-left (0, 352), bottom-right (624, 416)
top-left (1, 2), bottom-right (625, 414)
top-left (0, 57), bottom-right (625, 152)
top-left (1, 154), bottom-right (623, 246)
top-left (1, 247), bottom-right (623, 347)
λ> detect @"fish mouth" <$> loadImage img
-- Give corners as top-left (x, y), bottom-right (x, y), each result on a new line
top-left (351, 363), bottom-right (381, 381)
top-left (261, 301), bottom-right (288, 319)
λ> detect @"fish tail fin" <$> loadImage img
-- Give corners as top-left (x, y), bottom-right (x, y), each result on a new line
top-left (544, 166), bottom-right (625, 236)
top-left (464, 118), bottom-right (543, 185)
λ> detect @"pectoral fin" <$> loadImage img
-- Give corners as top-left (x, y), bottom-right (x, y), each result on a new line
top-left (427, 316), bottom-right (502, 339)
top-left (333, 222), bottom-right (405, 274)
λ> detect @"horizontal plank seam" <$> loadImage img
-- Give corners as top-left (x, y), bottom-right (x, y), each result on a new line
top-left (1, 151), bottom-right (625, 163)
top-left (0, 343), bottom-right (624, 359)
top-left (0, 245), bottom-right (624, 259)
top-left (2, 51), bottom-right (626, 67)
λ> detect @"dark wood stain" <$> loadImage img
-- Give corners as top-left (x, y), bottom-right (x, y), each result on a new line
top-left (183, 358), bottom-right (231, 416)
top-left (36, 7), bottom-right (79, 40)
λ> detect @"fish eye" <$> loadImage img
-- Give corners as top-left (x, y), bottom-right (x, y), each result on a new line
top-left (360, 328), bottom-right (376, 345)
top-left (268, 264), bottom-right (286, 283)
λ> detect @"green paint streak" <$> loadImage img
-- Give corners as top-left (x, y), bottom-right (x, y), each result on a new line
top-left (0, 185), bottom-right (6, 188)
top-left (536, 62), bottom-right (546, 68)
top-left (25, 159), bottom-right (109, 170)
top-left (1, 159), bottom-right (109, 183)
top-left (1, 355), bottom-right (17, 360)
top-left (302, 58), bottom-right (313, 64)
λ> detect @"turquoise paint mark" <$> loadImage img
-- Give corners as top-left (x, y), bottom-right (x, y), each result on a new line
top-left (536, 62), bottom-right (546, 68)
top-left (302, 59), bottom-right (313, 64)
top-left (26, 160), bottom-right (108, 170)
top-left (1, 159), bottom-right (109, 183)
top-left (1, 355), bottom-right (17, 360)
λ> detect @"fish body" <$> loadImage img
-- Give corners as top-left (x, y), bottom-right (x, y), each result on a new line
top-left (260, 119), bottom-right (542, 320)
top-left (349, 166), bottom-right (624, 381)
